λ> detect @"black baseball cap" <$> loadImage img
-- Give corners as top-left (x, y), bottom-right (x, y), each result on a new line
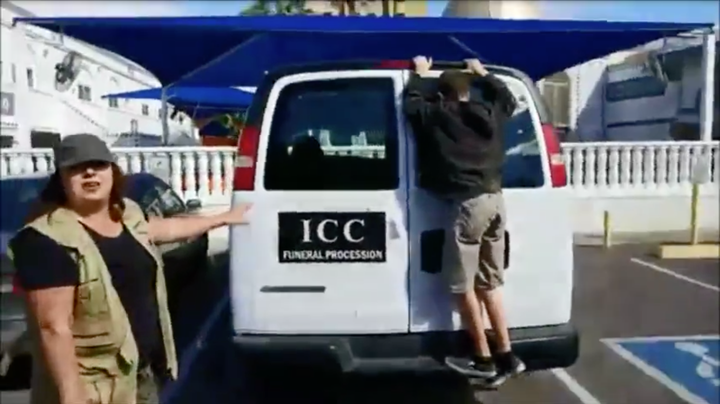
top-left (54, 134), bottom-right (115, 169)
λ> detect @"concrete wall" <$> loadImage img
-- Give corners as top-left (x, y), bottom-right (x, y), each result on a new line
top-left (572, 193), bottom-right (719, 236)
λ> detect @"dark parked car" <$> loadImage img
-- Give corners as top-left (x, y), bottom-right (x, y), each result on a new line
top-left (0, 172), bottom-right (209, 385)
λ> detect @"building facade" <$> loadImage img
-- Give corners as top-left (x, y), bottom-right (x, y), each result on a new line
top-left (304, 0), bottom-right (426, 17)
top-left (443, 0), bottom-right (540, 20)
top-left (439, 0), bottom-right (573, 133)
top-left (0, 1), bottom-right (193, 149)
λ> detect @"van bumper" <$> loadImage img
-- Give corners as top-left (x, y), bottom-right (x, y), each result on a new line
top-left (232, 323), bottom-right (578, 373)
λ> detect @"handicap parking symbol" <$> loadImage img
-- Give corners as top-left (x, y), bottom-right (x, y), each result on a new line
top-left (604, 336), bottom-right (720, 404)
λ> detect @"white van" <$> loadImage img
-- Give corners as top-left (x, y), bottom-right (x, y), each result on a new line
top-left (228, 61), bottom-right (577, 373)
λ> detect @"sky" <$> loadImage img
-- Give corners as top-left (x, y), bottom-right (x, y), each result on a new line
top-left (12, 0), bottom-right (720, 23)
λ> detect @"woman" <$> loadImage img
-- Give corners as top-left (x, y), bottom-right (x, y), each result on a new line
top-left (8, 134), bottom-right (250, 404)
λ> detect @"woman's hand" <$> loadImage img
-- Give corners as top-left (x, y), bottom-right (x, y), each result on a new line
top-left (218, 203), bottom-right (253, 226)
top-left (148, 203), bottom-right (253, 244)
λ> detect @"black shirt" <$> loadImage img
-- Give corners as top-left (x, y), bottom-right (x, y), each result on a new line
top-left (11, 225), bottom-right (166, 369)
top-left (403, 72), bottom-right (517, 195)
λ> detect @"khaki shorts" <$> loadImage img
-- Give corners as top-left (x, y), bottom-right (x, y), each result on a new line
top-left (442, 192), bottom-right (506, 293)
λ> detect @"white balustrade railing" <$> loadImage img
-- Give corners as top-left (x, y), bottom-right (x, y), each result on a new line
top-left (561, 141), bottom-right (719, 196)
top-left (0, 146), bottom-right (237, 206)
top-left (1, 141), bottom-right (718, 205)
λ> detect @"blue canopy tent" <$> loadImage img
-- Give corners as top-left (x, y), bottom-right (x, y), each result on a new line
top-left (103, 86), bottom-right (252, 139)
top-left (15, 16), bottom-right (714, 146)
top-left (13, 16), bottom-right (713, 88)
top-left (103, 86), bottom-right (253, 117)
top-left (103, 86), bottom-right (253, 109)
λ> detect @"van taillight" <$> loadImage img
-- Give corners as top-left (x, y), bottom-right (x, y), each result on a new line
top-left (233, 126), bottom-right (260, 191)
top-left (377, 60), bottom-right (412, 69)
top-left (12, 276), bottom-right (23, 295)
top-left (542, 123), bottom-right (567, 188)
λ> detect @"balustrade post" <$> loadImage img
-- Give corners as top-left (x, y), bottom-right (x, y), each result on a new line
top-left (679, 146), bottom-right (692, 185)
top-left (642, 146), bottom-right (656, 189)
top-left (184, 152), bottom-right (198, 200)
top-left (584, 147), bottom-right (597, 190)
top-left (713, 145), bottom-right (719, 184)
top-left (562, 147), bottom-right (572, 181)
top-left (129, 153), bottom-right (142, 174)
top-left (631, 146), bottom-right (644, 188)
top-left (35, 152), bottom-right (49, 174)
top-left (596, 146), bottom-right (608, 189)
top-left (210, 151), bottom-right (224, 198)
top-left (655, 145), bottom-right (669, 189)
top-left (620, 146), bottom-right (632, 188)
top-left (170, 153), bottom-right (183, 199)
top-left (608, 146), bottom-right (620, 189)
top-left (222, 151), bottom-right (235, 198)
top-left (0, 155), bottom-right (7, 177)
top-left (572, 148), bottom-right (584, 188)
top-left (197, 151), bottom-right (210, 200)
top-left (116, 153), bottom-right (129, 173)
top-left (667, 145), bottom-right (680, 189)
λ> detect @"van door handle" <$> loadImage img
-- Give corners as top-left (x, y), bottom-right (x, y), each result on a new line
top-left (420, 229), bottom-right (444, 274)
top-left (504, 231), bottom-right (510, 269)
top-left (387, 219), bottom-right (400, 240)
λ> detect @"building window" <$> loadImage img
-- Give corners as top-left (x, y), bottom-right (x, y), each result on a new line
top-left (26, 68), bottom-right (35, 89)
top-left (142, 104), bottom-right (149, 116)
top-left (541, 71), bottom-right (571, 129)
top-left (0, 135), bottom-right (14, 148)
top-left (78, 85), bottom-right (92, 101)
top-left (108, 97), bottom-right (119, 108)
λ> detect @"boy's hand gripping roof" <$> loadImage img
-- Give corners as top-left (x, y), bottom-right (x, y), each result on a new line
top-left (13, 15), bottom-right (712, 87)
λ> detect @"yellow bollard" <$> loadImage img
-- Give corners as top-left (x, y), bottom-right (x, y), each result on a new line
top-left (602, 210), bottom-right (612, 249)
top-left (689, 183), bottom-right (700, 245)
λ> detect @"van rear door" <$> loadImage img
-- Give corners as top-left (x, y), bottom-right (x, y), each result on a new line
top-left (406, 68), bottom-right (574, 332)
top-left (230, 70), bottom-right (410, 334)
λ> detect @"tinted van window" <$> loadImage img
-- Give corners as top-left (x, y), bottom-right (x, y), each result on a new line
top-left (264, 78), bottom-right (399, 190)
top-left (414, 76), bottom-right (544, 189)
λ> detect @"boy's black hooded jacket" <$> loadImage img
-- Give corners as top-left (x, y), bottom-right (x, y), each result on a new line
top-left (404, 72), bottom-right (517, 196)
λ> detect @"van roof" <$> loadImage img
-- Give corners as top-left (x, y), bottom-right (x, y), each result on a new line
top-left (246, 60), bottom-right (552, 127)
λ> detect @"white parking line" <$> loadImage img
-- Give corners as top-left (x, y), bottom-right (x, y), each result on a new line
top-left (551, 368), bottom-right (603, 404)
top-left (630, 258), bottom-right (719, 293)
top-left (602, 339), bottom-right (711, 404)
top-left (604, 335), bottom-right (720, 343)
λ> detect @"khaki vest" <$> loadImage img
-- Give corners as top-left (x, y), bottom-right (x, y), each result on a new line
top-left (8, 199), bottom-right (178, 404)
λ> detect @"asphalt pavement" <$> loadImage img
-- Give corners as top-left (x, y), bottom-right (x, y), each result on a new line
top-left (3, 241), bottom-right (719, 404)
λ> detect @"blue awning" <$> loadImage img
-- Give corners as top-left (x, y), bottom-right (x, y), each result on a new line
top-left (15, 16), bottom-right (712, 86)
top-left (103, 86), bottom-right (253, 108)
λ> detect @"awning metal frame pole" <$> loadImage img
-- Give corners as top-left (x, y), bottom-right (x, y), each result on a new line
top-left (159, 33), bottom-right (268, 145)
top-left (699, 27), bottom-right (716, 142)
top-left (161, 87), bottom-right (170, 145)
top-left (447, 35), bottom-right (488, 62)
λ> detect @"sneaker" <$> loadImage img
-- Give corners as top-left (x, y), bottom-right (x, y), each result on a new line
top-left (496, 352), bottom-right (526, 376)
top-left (474, 373), bottom-right (509, 390)
top-left (445, 356), bottom-right (498, 378)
